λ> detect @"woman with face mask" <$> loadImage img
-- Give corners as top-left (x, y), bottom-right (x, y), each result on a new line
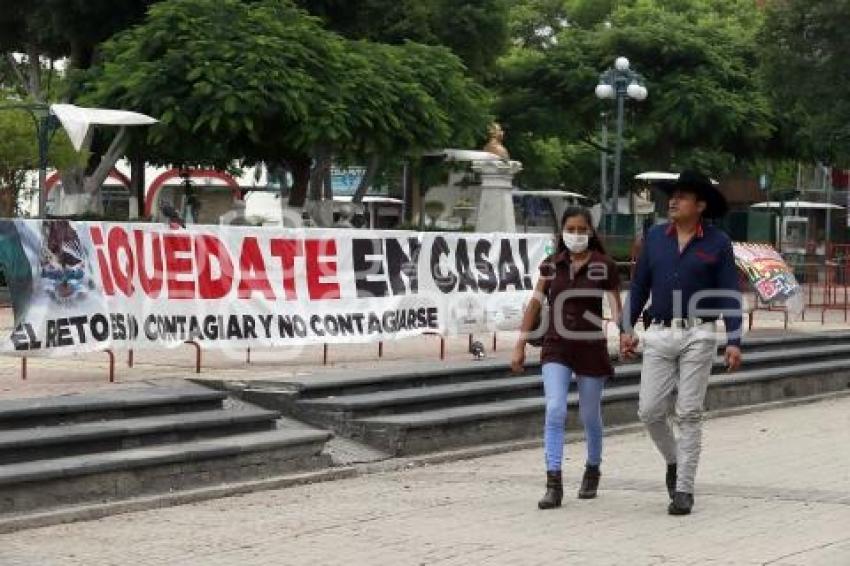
top-left (512, 207), bottom-right (623, 510)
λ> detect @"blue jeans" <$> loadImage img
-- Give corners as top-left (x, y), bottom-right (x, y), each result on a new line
top-left (542, 362), bottom-right (605, 471)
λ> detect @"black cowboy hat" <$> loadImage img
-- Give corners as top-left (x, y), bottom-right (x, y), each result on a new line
top-left (653, 169), bottom-right (728, 218)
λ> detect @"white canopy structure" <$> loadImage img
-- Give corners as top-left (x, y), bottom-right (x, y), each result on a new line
top-left (50, 103), bottom-right (158, 151)
top-left (751, 201), bottom-right (844, 210)
top-left (46, 104), bottom-right (158, 216)
top-left (634, 171), bottom-right (719, 185)
top-left (423, 149), bottom-right (506, 162)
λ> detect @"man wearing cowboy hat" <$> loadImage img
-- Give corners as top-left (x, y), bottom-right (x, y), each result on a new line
top-left (620, 169), bottom-right (743, 515)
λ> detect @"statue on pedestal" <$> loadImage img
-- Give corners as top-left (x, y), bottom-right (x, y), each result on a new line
top-left (482, 122), bottom-right (510, 160)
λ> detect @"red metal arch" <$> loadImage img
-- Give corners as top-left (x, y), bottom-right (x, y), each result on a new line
top-left (45, 168), bottom-right (131, 193)
top-left (144, 168), bottom-right (241, 217)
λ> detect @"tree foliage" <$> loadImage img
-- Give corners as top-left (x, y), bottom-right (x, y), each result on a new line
top-left (79, 0), bottom-right (491, 204)
top-left (295, 0), bottom-right (510, 80)
top-left (760, 0), bottom-right (850, 165)
top-left (0, 105), bottom-right (82, 216)
top-left (498, 0), bottom-right (777, 192)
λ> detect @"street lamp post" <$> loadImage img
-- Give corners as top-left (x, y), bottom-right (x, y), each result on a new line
top-left (595, 56), bottom-right (648, 235)
top-left (0, 103), bottom-right (59, 218)
top-left (599, 111), bottom-right (609, 224)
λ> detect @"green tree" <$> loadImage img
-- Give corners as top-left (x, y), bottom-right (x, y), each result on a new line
top-left (1, 0), bottom-right (155, 99)
top-left (296, 0), bottom-right (510, 80)
top-left (0, 106), bottom-right (81, 216)
top-left (760, 0), bottom-right (850, 165)
top-left (497, 0), bottom-right (776, 193)
top-left (81, 0), bottom-right (491, 208)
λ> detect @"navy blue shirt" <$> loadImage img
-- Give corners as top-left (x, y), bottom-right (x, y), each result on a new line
top-left (625, 222), bottom-right (743, 347)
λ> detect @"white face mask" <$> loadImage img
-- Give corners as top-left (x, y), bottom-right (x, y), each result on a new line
top-left (562, 232), bottom-right (590, 254)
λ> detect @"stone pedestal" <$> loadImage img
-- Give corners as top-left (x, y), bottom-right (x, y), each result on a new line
top-left (470, 159), bottom-right (523, 233)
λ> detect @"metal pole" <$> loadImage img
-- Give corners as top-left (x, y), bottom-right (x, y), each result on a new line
top-left (599, 112), bottom-right (609, 234)
top-left (37, 114), bottom-right (49, 219)
top-left (612, 89), bottom-right (626, 236)
top-left (824, 165), bottom-right (832, 251)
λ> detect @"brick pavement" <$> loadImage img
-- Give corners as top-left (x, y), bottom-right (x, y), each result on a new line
top-left (0, 394), bottom-right (848, 566)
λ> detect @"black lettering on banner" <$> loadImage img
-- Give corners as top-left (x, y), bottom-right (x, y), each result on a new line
top-left (323, 314), bottom-right (339, 336)
top-left (293, 315), bottom-right (308, 337)
top-left (160, 316), bottom-right (177, 337)
top-left (497, 240), bottom-right (522, 291)
top-left (128, 316), bottom-right (139, 340)
top-left (68, 316), bottom-right (87, 344)
top-left (351, 313), bottom-right (365, 333)
top-left (10, 323), bottom-right (40, 351)
top-left (10, 325), bottom-right (28, 351)
top-left (24, 323), bottom-right (41, 350)
top-left (427, 307), bottom-right (438, 328)
top-left (279, 315), bottom-right (297, 338)
top-left (55, 318), bottom-right (73, 347)
top-left (226, 315), bottom-right (243, 339)
top-left (174, 316), bottom-right (187, 337)
top-left (204, 315), bottom-right (220, 340)
top-left (518, 238), bottom-right (533, 290)
top-left (382, 310), bottom-right (396, 333)
top-left (45, 319), bottom-right (57, 347)
top-left (474, 240), bottom-right (498, 293)
top-left (111, 314), bottom-right (126, 340)
top-left (188, 316), bottom-right (204, 341)
top-left (430, 236), bottom-right (457, 294)
top-left (367, 313), bottom-right (382, 334)
top-left (258, 315), bottom-right (273, 338)
top-left (90, 314), bottom-right (109, 342)
top-left (144, 316), bottom-right (157, 340)
top-left (386, 238), bottom-right (421, 295)
top-left (309, 314), bottom-right (324, 337)
top-left (352, 238), bottom-right (388, 298)
top-left (242, 315), bottom-right (257, 340)
top-left (417, 307), bottom-right (428, 327)
top-left (335, 314), bottom-right (354, 336)
top-left (455, 239), bottom-right (479, 293)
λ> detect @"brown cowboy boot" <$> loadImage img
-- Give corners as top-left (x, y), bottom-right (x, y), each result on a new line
top-left (538, 470), bottom-right (563, 509)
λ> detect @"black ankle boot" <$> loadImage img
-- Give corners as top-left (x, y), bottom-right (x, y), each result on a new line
top-left (577, 465), bottom-right (601, 499)
top-left (538, 470), bottom-right (563, 509)
top-left (666, 463), bottom-right (677, 499)
top-left (668, 491), bottom-right (694, 515)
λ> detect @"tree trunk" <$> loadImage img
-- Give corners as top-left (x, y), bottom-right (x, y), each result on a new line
top-left (402, 160), bottom-right (414, 223)
top-left (130, 152), bottom-right (145, 219)
top-left (56, 127), bottom-right (129, 217)
top-left (25, 45), bottom-right (42, 102)
top-left (309, 148), bottom-right (332, 202)
top-left (0, 186), bottom-right (17, 218)
top-left (4, 53), bottom-right (28, 99)
top-left (286, 156), bottom-right (311, 208)
top-left (351, 155), bottom-right (382, 204)
top-left (411, 174), bottom-right (422, 228)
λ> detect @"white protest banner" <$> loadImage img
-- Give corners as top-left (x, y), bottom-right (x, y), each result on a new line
top-left (0, 220), bottom-right (552, 356)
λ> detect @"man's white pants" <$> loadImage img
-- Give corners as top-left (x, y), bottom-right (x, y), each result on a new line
top-left (638, 322), bottom-right (716, 493)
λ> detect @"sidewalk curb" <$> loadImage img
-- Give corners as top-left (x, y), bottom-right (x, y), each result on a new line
top-left (1, 388), bottom-right (848, 534)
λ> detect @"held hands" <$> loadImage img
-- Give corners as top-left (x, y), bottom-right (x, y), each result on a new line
top-left (619, 333), bottom-right (639, 360)
top-left (725, 345), bottom-right (742, 372)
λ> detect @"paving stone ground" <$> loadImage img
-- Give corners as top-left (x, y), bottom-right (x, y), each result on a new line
top-left (0, 394), bottom-right (848, 566)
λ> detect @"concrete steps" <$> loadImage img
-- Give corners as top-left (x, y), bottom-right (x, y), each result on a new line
top-left (0, 384), bottom-right (333, 515)
top-left (242, 332), bottom-right (850, 456)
